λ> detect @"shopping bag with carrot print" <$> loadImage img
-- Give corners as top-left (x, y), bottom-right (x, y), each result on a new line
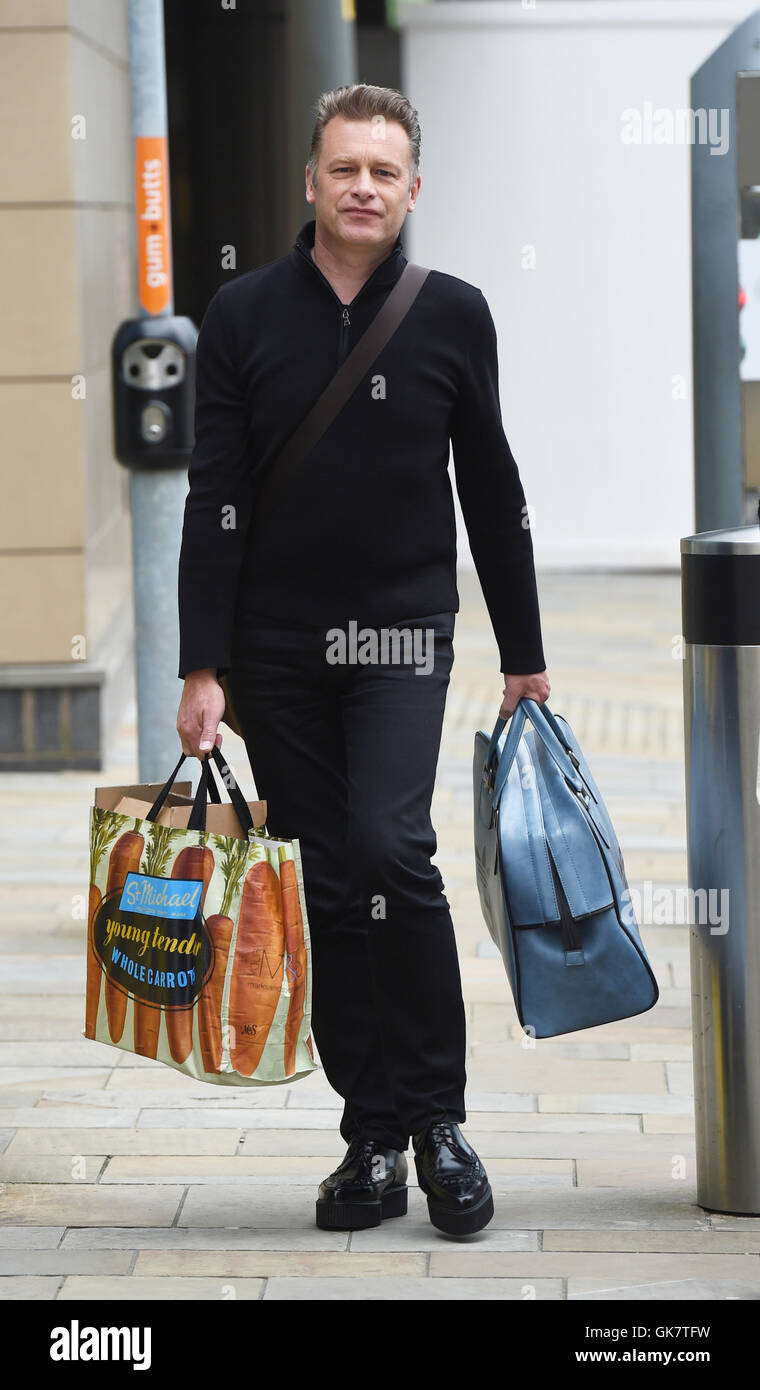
top-left (84, 745), bottom-right (318, 1085)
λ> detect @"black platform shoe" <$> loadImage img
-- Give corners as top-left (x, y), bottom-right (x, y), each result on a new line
top-left (315, 1137), bottom-right (409, 1230)
top-left (412, 1119), bottom-right (494, 1236)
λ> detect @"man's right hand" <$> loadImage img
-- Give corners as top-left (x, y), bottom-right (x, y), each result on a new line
top-left (177, 669), bottom-right (226, 758)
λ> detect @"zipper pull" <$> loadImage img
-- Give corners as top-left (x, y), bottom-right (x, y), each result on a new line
top-left (342, 307), bottom-right (350, 326)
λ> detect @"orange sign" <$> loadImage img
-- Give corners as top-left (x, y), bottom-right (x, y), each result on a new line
top-left (135, 135), bottom-right (172, 315)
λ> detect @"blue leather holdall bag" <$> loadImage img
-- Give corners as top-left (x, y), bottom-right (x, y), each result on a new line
top-left (473, 697), bottom-right (658, 1038)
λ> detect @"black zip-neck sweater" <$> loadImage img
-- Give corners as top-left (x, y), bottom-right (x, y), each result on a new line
top-left (177, 217), bottom-right (546, 680)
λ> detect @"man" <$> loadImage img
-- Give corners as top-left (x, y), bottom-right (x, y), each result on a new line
top-left (176, 84), bottom-right (550, 1237)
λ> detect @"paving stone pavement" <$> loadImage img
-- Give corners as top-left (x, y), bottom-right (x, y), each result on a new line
top-left (1, 569), bottom-right (758, 1302)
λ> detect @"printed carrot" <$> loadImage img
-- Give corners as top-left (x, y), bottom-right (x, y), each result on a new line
top-left (85, 808), bottom-right (125, 1039)
top-left (85, 884), bottom-right (102, 1039)
top-left (104, 819), bottom-right (144, 1043)
top-left (172, 845), bottom-right (215, 908)
top-left (199, 916), bottom-right (234, 1072)
top-left (106, 820), bottom-right (146, 897)
top-left (163, 844), bottom-right (215, 1064)
top-left (132, 822), bottom-right (184, 1060)
top-left (280, 851), bottom-right (307, 1077)
top-left (228, 858), bottom-right (285, 1077)
top-left (199, 837), bottom-right (248, 1072)
top-left (133, 998), bottom-right (162, 1059)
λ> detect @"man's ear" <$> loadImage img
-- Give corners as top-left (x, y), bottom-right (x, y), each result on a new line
top-left (305, 164), bottom-right (315, 204)
top-left (407, 174), bottom-right (421, 212)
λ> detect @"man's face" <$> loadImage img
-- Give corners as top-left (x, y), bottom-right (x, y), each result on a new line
top-left (305, 115), bottom-right (420, 249)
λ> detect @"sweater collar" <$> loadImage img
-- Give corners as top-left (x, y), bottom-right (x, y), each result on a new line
top-left (291, 217), bottom-right (407, 295)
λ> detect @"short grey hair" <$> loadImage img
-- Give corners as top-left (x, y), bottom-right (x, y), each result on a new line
top-left (307, 83), bottom-right (421, 194)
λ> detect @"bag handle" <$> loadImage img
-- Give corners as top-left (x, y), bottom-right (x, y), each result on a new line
top-left (145, 746), bottom-right (253, 836)
top-left (487, 704), bottom-right (530, 803)
top-left (145, 749), bottom-right (221, 823)
top-left (486, 699), bottom-right (576, 769)
top-left (522, 699), bottom-right (575, 755)
top-left (522, 698), bottom-right (599, 806)
top-left (253, 261), bottom-right (430, 515)
top-left (187, 745), bottom-right (255, 835)
top-left (485, 706), bottom-right (524, 776)
top-left (488, 699), bottom-right (585, 804)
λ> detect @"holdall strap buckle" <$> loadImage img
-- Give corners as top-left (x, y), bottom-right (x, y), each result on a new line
top-left (564, 772), bottom-right (590, 805)
top-left (564, 772), bottom-right (611, 847)
top-left (565, 746), bottom-right (598, 803)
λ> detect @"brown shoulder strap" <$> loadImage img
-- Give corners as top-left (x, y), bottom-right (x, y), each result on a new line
top-left (254, 261), bottom-right (430, 512)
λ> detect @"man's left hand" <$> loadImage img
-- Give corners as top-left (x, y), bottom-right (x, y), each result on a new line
top-left (499, 669), bottom-right (551, 719)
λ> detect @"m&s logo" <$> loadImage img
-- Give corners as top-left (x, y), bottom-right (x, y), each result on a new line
top-left (119, 872), bottom-right (203, 920)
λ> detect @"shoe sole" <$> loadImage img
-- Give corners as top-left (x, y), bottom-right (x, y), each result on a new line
top-left (315, 1183), bottom-right (408, 1231)
top-left (419, 1174), bottom-right (495, 1236)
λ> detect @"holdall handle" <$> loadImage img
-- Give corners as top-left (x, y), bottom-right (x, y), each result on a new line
top-left (515, 700), bottom-right (581, 786)
top-left (520, 697), bottom-right (600, 807)
top-left (485, 708), bottom-right (524, 777)
top-left (485, 694), bottom-right (574, 772)
top-left (491, 698), bottom-right (585, 804)
top-left (488, 704), bottom-right (528, 803)
top-left (145, 749), bottom-right (222, 823)
top-left (187, 744), bottom-right (255, 836)
top-left (522, 699), bottom-right (575, 756)
top-left (519, 698), bottom-right (587, 782)
top-left (486, 713), bottom-right (514, 769)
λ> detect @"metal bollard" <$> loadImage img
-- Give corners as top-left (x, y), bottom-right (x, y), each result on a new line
top-left (681, 520), bottom-right (760, 1215)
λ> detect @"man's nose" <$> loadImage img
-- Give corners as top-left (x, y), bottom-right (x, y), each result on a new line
top-left (350, 169), bottom-right (377, 197)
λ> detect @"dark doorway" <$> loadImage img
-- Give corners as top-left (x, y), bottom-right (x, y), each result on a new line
top-left (163, 0), bottom-right (401, 325)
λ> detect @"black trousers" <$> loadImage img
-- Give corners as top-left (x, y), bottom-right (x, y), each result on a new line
top-left (228, 608), bottom-right (467, 1151)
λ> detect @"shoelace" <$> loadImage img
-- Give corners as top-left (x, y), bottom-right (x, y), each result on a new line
top-left (421, 1121), bottom-right (484, 1186)
top-left (425, 1123), bottom-right (477, 1156)
top-left (343, 1137), bottom-right (384, 1177)
top-left (427, 1120), bottom-right (462, 1149)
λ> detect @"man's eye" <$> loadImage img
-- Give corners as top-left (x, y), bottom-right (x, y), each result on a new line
top-left (332, 167), bottom-right (394, 176)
